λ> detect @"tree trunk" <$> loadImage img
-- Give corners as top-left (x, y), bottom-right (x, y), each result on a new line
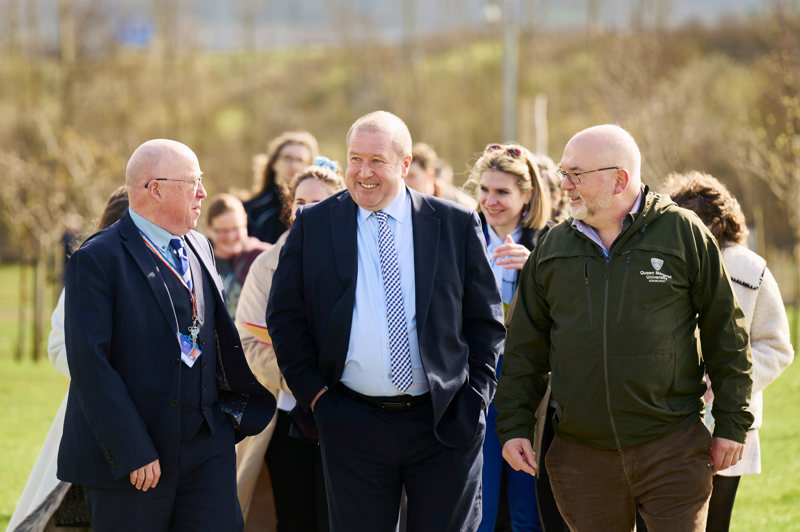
top-left (32, 252), bottom-right (45, 362)
top-left (15, 261), bottom-right (28, 361)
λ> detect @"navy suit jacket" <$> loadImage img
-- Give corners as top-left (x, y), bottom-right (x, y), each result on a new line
top-left (266, 188), bottom-right (505, 448)
top-left (58, 213), bottom-right (275, 488)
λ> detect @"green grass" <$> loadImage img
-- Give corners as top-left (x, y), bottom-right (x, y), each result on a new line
top-left (0, 357), bottom-right (69, 528)
top-left (730, 310), bottom-right (800, 531)
top-left (0, 263), bottom-right (798, 530)
top-left (0, 262), bottom-right (67, 529)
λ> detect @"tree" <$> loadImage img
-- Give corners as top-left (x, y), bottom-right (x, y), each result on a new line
top-left (740, 8), bottom-right (800, 337)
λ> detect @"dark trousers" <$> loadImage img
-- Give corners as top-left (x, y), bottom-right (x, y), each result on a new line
top-left (313, 386), bottom-right (485, 532)
top-left (546, 422), bottom-right (712, 532)
top-left (266, 409), bottom-right (329, 532)
top-left (84, 418), bottom-right (242, 532)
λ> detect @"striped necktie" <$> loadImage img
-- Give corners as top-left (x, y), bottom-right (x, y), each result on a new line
top-left (375, 211), bottom-right (412, 392)
top-left (169, 237), bottom-right (193, 292)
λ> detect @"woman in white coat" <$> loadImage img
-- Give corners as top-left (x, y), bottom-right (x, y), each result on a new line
top-left (8, 187), bottom-right (129, 532)
top-left (663, 171), bottom-right (794, 532)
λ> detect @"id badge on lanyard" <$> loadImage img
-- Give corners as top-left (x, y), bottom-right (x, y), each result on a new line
top-left (140, 231), bottom-right (203, 367)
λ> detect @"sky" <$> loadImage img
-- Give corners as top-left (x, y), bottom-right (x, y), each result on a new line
top-left (9, 0), bottom-right (781, 52)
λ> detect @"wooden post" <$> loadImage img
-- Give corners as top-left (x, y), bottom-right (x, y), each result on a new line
top-left (15, 261), bottom-right (28, 361)
top-left (32, 250), bottom-right (46, 362)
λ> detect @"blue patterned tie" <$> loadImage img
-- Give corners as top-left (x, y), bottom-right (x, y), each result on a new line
top-left (375, 211), bottom-right (413, 392)
top-left (169, 237), bottom-right (193, 292)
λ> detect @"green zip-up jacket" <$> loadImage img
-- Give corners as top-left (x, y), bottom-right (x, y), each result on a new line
top-left (495, 187), bottom-right (753, 450)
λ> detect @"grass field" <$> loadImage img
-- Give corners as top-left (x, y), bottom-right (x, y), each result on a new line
top-left (0, 262), bottom-right (798, 530)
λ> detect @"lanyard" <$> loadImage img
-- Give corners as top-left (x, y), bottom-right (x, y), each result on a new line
top-left (139, 231), bottom-right (201, 345)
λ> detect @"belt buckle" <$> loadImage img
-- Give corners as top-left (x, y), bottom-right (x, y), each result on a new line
top-left (379, 400), bottom-right (411, 413)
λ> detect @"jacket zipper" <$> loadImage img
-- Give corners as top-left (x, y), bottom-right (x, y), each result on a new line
top-left (603, 258), bottom-right (623, 451)
top-left (584, 259), bottom-right (593, 327)
top-left (616, 253), bottom-right (631, 323)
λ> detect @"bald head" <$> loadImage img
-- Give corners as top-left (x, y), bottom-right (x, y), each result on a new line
top-left (565, 124), bottom-right (641, 188)
top-left (126, 139), bottom-right (199, 189)
top-left (558, 124), bottom-right (644, 236)
top-left (126, 139), bottom-right (206, 235)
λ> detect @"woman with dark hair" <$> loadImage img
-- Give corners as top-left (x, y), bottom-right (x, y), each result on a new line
top-left (235, 162), bottom-right (344, 532)
top-left (244, 131), bottom-right (319, 244)
top-left (659, 171), bottom-right (794, 532)
top-left (8, 186), bottom-right (130, 532)
top-left (466, 143), bottom-right (551, 532)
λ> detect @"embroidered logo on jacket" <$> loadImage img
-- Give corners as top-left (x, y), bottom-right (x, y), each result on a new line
top-left (640, 257), bottom-right (672, 283)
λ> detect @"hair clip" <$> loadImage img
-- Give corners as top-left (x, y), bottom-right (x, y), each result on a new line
top-left (314, 156), bottom-right (339, 172)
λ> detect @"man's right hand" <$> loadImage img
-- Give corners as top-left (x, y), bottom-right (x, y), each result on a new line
top-left (311, 387), bottom-right (328, 411)
top-left (502, 438), bottom-right (537, 477)
top-left (130, 459), bottom-right (161, 491)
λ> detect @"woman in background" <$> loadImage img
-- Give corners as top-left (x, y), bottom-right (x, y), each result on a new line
top-left (205, 193), bottom-right (270, 316)
top-left (235, 160), bottom-right (344, 532)
top-left (244, 131), bottom-right (318, 244)
top-left (660, 171), bottom-right (794, 532)
top-left (466, 143), bottom-right (550, 532)
top-left (8, 186), bottom-right (129, 532)
top-left (531, 152), bottom-right (569, 223)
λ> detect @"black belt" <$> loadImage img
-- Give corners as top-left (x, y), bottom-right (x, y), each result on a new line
top-left (339, 385), bottom-right (430, 413)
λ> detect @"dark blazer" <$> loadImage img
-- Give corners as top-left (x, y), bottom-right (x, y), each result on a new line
top-left (58, 213), bottom-right (275, 488)
top-left (267, 188), bottom-right (506, 448)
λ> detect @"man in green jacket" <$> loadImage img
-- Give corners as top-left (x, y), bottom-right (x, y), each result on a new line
top-left (495, 124), bottom-right (753, 531)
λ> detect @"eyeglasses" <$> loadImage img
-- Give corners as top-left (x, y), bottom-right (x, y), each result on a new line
top-left (485, 144), bottom-right (522, 158)
top-left (277, 154), bottom-right (309, 165)
top-left (145, 176), bottom-right (203, 192)
top-left (557, 167), bottom-right (619, 186)
top-left (210, 225), bottom-right (245, 236)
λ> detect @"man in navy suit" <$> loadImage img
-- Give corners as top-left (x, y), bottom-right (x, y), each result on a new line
top-left (267, 111), bottom-right (506, 531)
top-left (58, 139), bottom-right (275, 531)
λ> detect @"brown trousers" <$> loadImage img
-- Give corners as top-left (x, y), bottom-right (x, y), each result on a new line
top-left (546, 421), bottom-right (713, 532)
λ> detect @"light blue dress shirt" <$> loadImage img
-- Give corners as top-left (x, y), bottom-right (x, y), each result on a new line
top-left (340, 186), bottom-right (429, 396)
top-left (129, 208), bottom-right (185, 272)
top-left (486, 224), bottom-right (523, 305)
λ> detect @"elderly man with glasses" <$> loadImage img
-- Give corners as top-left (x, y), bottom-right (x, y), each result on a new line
top-left (58, 139), bottom-right (275, 531)
top-left (495, 124), bottom-right (753, 532)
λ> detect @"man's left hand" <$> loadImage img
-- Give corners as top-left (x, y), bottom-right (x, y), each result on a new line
top-left (711, 436), bottom-right (744, 474)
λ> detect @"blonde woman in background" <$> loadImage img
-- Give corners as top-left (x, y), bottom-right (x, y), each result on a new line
top-left (466, 143), bottom-right (551, 532)
top-left (235, 160), bottom-right (344, 532)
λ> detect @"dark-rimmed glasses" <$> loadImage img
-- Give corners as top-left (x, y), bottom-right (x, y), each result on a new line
top-left (485, 144), bottom-right (522, 158)
top-left (557, 167), bottom-right (618, 186)
top-left (145, 177), bottom-right (203, 192)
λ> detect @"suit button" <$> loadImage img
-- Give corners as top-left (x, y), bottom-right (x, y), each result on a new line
top-left (202, 385), bottom-right (207, 391)
top-left (170, 400), bottom-right (179, 407)
top-left (174, 357), bottom-right (180, 364)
